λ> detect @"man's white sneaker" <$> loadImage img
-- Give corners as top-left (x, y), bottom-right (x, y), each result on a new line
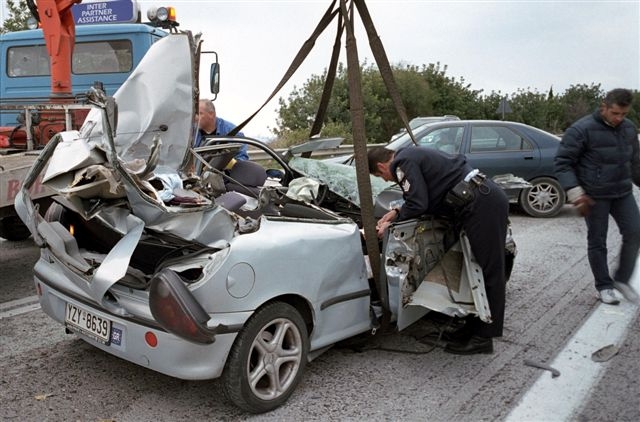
top-left (598, 289), bottom-right (620, 305)
top-left (613, 282), bottom-right (640, 304)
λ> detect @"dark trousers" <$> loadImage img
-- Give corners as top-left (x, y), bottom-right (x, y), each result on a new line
top-left (461, 178), bottom-right (509, 338)
top-left (585, 193), bottom-right (640, 291)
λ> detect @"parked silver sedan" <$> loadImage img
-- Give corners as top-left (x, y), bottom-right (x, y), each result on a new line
top-left (15, 32), bottom-right (514, 413)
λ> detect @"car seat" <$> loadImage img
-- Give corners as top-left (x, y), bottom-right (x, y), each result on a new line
top-left (225, 159), bottom-right (268, 197)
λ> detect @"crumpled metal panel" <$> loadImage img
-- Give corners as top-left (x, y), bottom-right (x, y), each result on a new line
top-left (42, 130), bottom-right (106, 184)
top-left (384, 219), bottom-right (492, 329)
top-left (289, 157), bottom-right (394, 207)
top-left (79, 33), bottom-right (195, 172)
top-left (492, 173), bottom-right (532, 189)
top-left (34, 33), bottom-right (234, 246)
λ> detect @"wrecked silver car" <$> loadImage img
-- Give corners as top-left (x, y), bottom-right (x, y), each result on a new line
top-left (15, 32), bottom-right (515, 413)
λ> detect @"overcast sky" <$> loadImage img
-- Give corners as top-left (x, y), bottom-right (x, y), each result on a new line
top-left (2, 0), bottom-right (639, 138)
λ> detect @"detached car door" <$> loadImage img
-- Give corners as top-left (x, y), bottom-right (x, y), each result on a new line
top-left (383, 218), bottom-right (492, 330)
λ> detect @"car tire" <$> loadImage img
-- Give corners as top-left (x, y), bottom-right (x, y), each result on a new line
top-left (0, 216), bottom-right (31, 241)
top-left (222, 301), bottom-right (309, 413)
top-left (519, 177), bottom-right (565, 218)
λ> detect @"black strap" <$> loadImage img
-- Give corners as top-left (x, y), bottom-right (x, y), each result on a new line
top-left (309, 11), bottom-right (344, 140)
top-left (228, 0), bottom-right (339, 136)
top-left (353, 0), bottom-right (417, 146)
top-left (338, 0), bottom-right (390, 325)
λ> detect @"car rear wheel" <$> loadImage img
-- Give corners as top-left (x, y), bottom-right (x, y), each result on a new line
top-left (222, 301), bottom-right (309, 413)
top-left (519, 177), bottom-right (565, 218)
top-left (0, 216), bottom-right (31, 241)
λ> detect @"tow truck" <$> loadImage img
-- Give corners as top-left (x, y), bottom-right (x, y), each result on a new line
top-left (0, 0), bottom-right (180, 240)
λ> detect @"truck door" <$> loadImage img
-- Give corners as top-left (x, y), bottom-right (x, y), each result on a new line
top-left (383, 218), bottom-right (492, 330)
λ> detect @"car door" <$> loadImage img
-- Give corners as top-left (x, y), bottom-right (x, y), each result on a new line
top-left (383, 218), bottom-right (491, 330)
top-left (463, 124), bottom-right (541, 180)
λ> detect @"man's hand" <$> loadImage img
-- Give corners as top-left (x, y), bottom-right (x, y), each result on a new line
top-left (573, 194), bottom-right (595, 216)
top-left (376, 209), bottom-right (399, 238)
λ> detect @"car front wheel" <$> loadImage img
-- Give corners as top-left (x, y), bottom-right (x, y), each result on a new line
top-left (222, 301), bottom-right (309, 413)
top-left (519, 177), bottom-right (565, 218)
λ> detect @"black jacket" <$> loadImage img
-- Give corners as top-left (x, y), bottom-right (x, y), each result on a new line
top-left (391, 147), bottom-right (471, 220)
top-left (555, 111), bottom-right (640, 199)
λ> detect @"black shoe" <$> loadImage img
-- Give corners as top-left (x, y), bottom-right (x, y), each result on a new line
top-left (442, 324), bottom-right (474, 342)
top-left (444, 335), bottom-right (494, 355)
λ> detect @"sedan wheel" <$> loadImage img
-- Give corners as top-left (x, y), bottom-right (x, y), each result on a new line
top-left (519, 177), bottom-right (565, 218)
top-left (222, 301), bottom-right (309, 413)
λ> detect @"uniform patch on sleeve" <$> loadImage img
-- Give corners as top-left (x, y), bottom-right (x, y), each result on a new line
top-left (396, 167), bottom-right (410, 191)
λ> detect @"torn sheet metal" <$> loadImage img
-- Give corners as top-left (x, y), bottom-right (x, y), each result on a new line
top-left (42, 130), bottom-right (106, 184)
top-left (384, 219), bottom-right (491, 329)
top-left (79, 32), bottom-right (196, 172)
top-left (492, 173), bottom-right (532, 190)
top-left (90, 210), bottom-right (145, 313)
top-left (34, 32), bottom-right (235, 246)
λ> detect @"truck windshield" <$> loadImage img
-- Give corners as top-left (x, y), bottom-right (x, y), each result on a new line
top-left (7, 39), bottom-right (133, 77)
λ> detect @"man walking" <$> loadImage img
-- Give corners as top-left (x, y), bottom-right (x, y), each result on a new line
top-left (555, 88), bottom-right (640, 305)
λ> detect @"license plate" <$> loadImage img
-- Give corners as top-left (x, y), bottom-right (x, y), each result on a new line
top-left (65, 302), bottom-right (112, 344)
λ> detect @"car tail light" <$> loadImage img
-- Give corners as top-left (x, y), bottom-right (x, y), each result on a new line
top-left (145, 331), bottom-right (158, 348)
top-left (149, 269), bottom-right (216, 344)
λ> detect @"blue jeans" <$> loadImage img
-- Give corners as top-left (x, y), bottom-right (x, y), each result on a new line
top-left (585, 193), bottom-right (640, 291)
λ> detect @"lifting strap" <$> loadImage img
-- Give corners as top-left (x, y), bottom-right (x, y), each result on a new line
top-left (353, 0), bottom-right (418, 146)
top-left (338, 0), bottom-right (389, 325)
top-left (228, 0), bottom-right (339, 136)
top-left (309, 10), bottom-right (344, 140)
top-left (227, 0), bottom-right (421, 328)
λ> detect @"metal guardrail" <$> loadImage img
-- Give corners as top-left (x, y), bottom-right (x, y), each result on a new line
top-left (250, 134), bottom-right (640, 161)
top-left (247, 143), bottom-right (385, 161)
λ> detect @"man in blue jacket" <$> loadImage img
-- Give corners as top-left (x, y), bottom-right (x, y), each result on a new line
top-left (195, 99), bottom-right (249, 161)
top-left (555, 88), bottom-right (640, 305)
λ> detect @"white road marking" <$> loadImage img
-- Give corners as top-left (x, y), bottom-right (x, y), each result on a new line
top-left (0, 295), bottom-right (41, 319)
top-left (506, 259), bottom-right (640, 422)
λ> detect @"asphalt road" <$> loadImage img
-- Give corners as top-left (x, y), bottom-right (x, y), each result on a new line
top-left (1, 204), bottom-right (639, 421)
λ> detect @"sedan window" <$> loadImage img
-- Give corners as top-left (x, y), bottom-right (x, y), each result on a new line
top-left (417, 127), bottom-right (464, 154)
top-left (470, 126), bottom-right (532, 153)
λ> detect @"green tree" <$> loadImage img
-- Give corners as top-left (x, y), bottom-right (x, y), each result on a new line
top-left (626, 90), bottom-right (640, 127)
top-left (545, 86), bottom-right (564, 133)
top-left (418, 62), bottom-right (484, 119)
top-left (509, 88), bottom-right (550, 129)
top-left (273, 58), bottom-right (636, 144)
top-left (274, 61), bottom-right (484, 144)
top-left (559, 83), bottom-right (604, 130)
top-left (1, 0), bottom-right (31, 34)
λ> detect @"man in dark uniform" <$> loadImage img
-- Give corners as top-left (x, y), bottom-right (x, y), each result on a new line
top-left (368, 146), bottom-right (509, 355)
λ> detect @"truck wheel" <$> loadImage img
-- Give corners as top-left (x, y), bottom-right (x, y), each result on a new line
top-left (519, 177), bottom-right (565, 218)
top-left (0, 216), bottom-right (31, 241)
top-left (222, 301), bottom-right (309, 413)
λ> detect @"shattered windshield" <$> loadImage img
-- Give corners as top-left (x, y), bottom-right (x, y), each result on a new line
top-left (289, 157), bottom-right (394, 207)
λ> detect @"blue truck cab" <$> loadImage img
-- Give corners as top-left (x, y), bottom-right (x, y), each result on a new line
top-left (0, 23), bottom-right (169, 126)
